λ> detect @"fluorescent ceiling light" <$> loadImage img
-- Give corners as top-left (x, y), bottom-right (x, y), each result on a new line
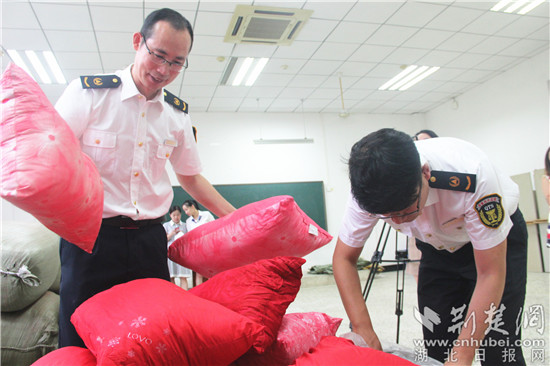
top-left (491, 0), bottom-right (513, 11)
top-left (223, 57), bottom-right (269, 86)
top-left (399, 67), bottom-right (440, 91)
top-left (7, 50), bottom-right (34, 79)
top-left (232, 57), bottom-right (253, 86)
top-left (517, 0), bottom-right (545, 14)
top-left (491, 0), bottom-right (544, 14)
top-left (43, 51), bottom-right (66, 84)
top-left (379, 65), bottom-right (418, 90)
top-left (26, 50), bottom-right (51, 84)
top-left (379, 65), bottom-right (440, 91)
top-left (503, 0), bottom-right (530, 13)
top-left (245, 58), bottom-right (268, 86)
top-left (8, 49), bottom-right (66, 84)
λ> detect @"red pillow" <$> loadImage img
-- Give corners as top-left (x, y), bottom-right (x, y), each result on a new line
top-left (31, 347), bottom-right (96, 366)
top-left (189, 256), bottom-right (305, 353)
top-left (1, 63), bottom-right (103, 253)
top-left (291, 336), bottom-right (418, 366)
top-left (236, 312), bottom-right (343, 366)
top-left (169, 195), bottom-right (332, 277)
top-left (71, 278), bottom-right (264, 366)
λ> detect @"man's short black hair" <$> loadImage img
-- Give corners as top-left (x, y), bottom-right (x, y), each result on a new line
top-left (141, 8), bottom-right (194, 51)
top-left (348, 128), bottom-right (421, 214)
top-left (412, 129), bottom-right (438, 140)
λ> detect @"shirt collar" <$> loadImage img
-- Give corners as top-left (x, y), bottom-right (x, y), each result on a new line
top-left (120, 65), bottom-right (164, 103)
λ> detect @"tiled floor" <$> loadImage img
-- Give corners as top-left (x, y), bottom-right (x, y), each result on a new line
top-left (287, 269), bottom-right (550, 366)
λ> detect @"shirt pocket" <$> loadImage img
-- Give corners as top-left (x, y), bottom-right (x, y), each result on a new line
top-left (82, 129), bottom-right (117, 176)
top-left (156, 144), bottom-right (175, 160)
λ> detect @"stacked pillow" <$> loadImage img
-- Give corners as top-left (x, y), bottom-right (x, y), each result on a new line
top-left (169, 195), bottom-right (332, 277)
top-left (1, 63), bottom-right (103, 253)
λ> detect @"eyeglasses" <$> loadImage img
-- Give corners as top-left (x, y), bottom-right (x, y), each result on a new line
top-left (368, 185), bottom-right (422, 220)
top-left (141, 34), bottom-right (188, 72)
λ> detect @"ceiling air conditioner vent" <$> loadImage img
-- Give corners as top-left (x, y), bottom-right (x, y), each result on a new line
top-left (224, 5), bottom-right (313, 46)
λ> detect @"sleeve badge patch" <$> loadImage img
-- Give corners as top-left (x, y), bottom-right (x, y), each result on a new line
top-left (474, 194), bottom-right (505, 229)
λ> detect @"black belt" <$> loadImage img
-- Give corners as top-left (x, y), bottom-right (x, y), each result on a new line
top-left (102, 215), bottom-right (164, 228)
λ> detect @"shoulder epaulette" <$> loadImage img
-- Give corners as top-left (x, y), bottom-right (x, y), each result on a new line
top-left (80, 75), bottom-right (121, 89)
top-left (429, 170), bottom-right (476, 193)
top-left (164, 90), bottom-right (188, 113)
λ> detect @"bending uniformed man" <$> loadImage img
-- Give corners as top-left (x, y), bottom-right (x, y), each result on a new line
top-left (55, 8), bottom-right (235, 347)
top-left (333, 128), bottom-right (527, 365)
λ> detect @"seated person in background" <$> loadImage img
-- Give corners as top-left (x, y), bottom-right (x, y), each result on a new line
top-left (182, 199), bottom-right (216, 285)
top-left (412, 129), bottom-right (438, 140)
top-left (163, 205), bottom-right (191, 290)
top-left (333, 128), bottom-right (527, 366)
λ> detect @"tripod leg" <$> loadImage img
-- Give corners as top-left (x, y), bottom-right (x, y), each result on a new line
top-left (395, 260), bottom-right (406, 343)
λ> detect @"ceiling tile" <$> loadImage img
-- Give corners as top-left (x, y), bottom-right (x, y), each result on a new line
top-left (416, 49), bottom-right (463, 67)
top-left (386, 2), bottom-right (447, 28)
top-left (286, 74), bottom-right (327, 88)
top-left (262, 58), bottom-right (307, 75)
top-left (400, 28), bottom-right (454, 49)
top-left (89, 6), bottom-right (143, 32)
top-left (367, 25), bottom-right (419, 47)
top-left (272, 41), bottom-right (321, 59)
top-left (254, 73), bottom-right (294, 87)
top-left (326, 21), bottom-right (379, 44)
top-left (383, 47), bottom-right (430, 65)
top-left (475, 54), bottom-right (523, 71)
top-left (336, 61), bottom-right (376, 77)
top-left (2, 29), bottom-right (49, 50)
top-left (45, 30), bottom-right (97, 52)
top-left (468, 35), bottom-right (519, 55)
top-left (300, 59), bottom-right (342, 76)
top-left (192, 35), bottom-right (234, 57)
top-left (187, 55), bottom-right (227, 73)
top-left (345, 2), bottom-right (403, 24)
top-left (305, 1), bottom-right (354, 21)
top-left (101, 52), bottom-right (134, 71)
top-left (193, 11), bottom-right (233, 37)
top-left (2, 2), bottom-right (40, 29)
top-left (295, 18), bottom-right (339, 42)
top-left (208, 97), bottom-right (243, 112)
top-left (499, 39), bottom-right (550, 58)
top-left (437, 33), bottom-right (488, 52)
top-left (246, 86), bottom-right (285, 98)
top-left (183, 71), bottom-right (222, 85)
top-left (96, 32), bottom-right (135, 53)
top-left (461, 11), bottom-right (518, 35)
top-left (445, 53), bottom-right (490, 69)
top-left (231, 43), bottom-right (278, 58)
top-left (497, 15), bottom-right (550, 38)
top-left (424, 6), bottom-right (484, 32)
top-left (32, 3), bottom-right (92, 31)
top-left (311, 42), bottom-right (358, 61)
top-left (55, 52), bottom-right (103, 70)
top-left (214, 85), bottom-right (250, 98)
top-left (349, 44), bottom-right (396, 63)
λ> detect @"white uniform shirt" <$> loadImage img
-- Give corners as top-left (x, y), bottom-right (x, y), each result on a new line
top-left (163, 220), bottom-right (187, 246)
top-left (55, 66), bottom-right (202, 220)
top-left (186, 210), bottom-right (215, 232)
top-left (339, 137), bottom-right (519, 252)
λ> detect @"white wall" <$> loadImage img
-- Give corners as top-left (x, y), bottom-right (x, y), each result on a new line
top-left (4, 51), bottom-right (548, 268)
top-left (425, 51), bottom-right (549, 177)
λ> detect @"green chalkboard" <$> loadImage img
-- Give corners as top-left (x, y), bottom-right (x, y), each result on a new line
top-left (168, 181), bottom-right (327, 230)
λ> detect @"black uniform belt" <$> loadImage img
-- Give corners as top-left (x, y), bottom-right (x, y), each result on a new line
top-left (102, 216), bottom-right (164, 228)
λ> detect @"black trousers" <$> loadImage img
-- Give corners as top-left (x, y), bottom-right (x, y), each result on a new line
top-left (417, 209), bottom-right (527, 365)
top-left (58, 223), bottom-right (170, 348)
